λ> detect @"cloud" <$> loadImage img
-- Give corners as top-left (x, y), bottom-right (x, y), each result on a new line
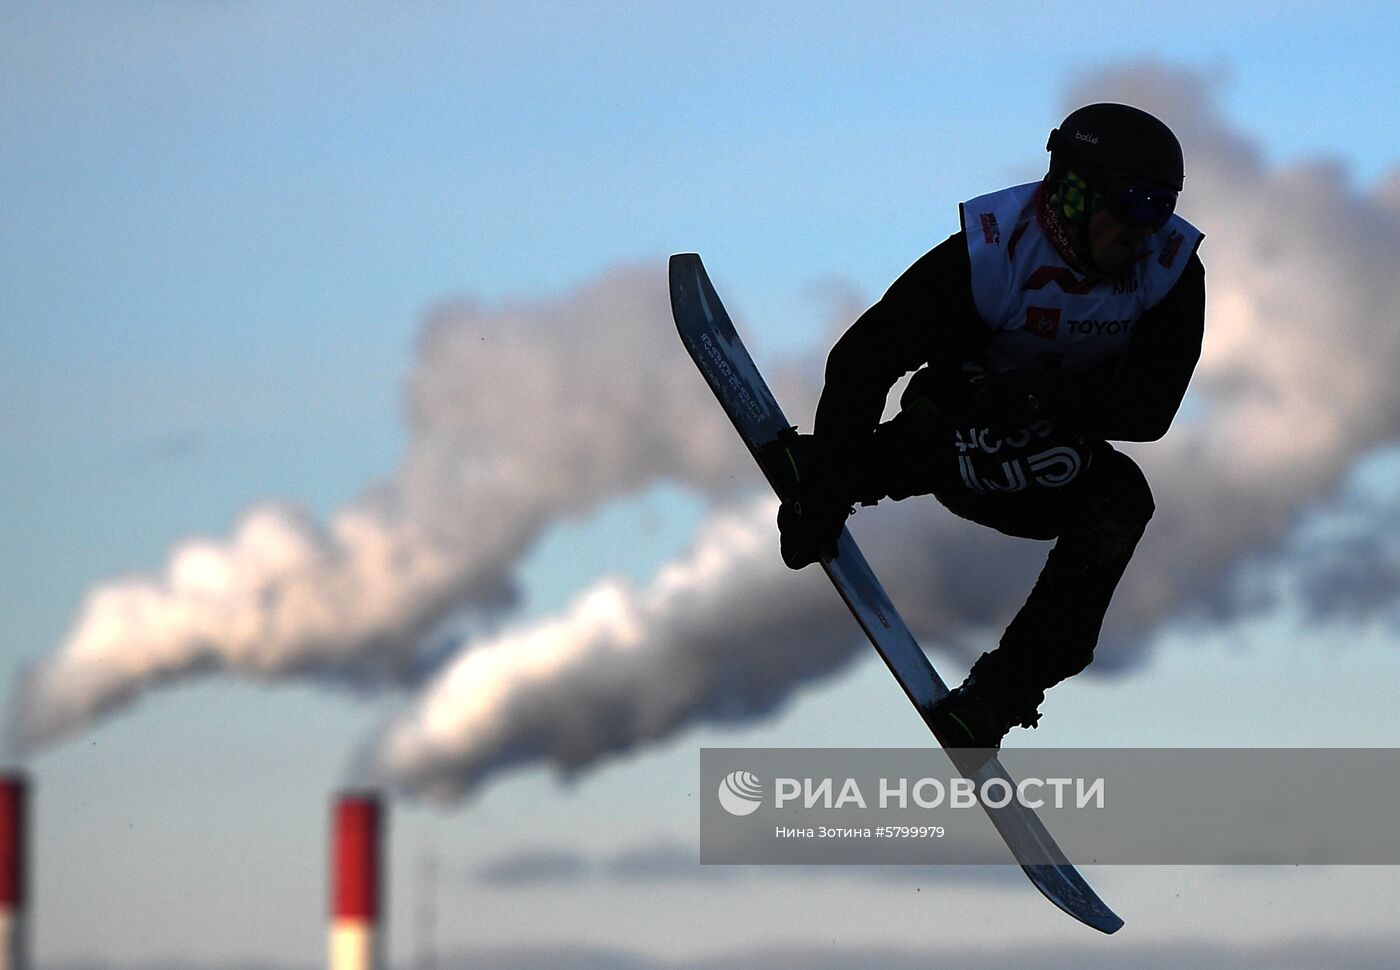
top-left (471, 842), bottom-right (736, 888)
top-left (469, 840), bottom-right (1023, 890)
top-left (48, 938), bottom-right (1400, 970)
top-left (475, 847), bottom-right (592, 888)
top-left (504, 940), bottom-right (1398, 970)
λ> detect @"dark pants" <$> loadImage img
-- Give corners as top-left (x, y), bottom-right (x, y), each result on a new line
top-left (865, 408), bottom-right (1156, 714)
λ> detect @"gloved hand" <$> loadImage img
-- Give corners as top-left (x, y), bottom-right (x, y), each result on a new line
top-left (970, 368), bottom-right (1065, 432)
top-left (765, 431), bottom-right (856, 569)
top-left (777, 492), bottom-right (851, 569)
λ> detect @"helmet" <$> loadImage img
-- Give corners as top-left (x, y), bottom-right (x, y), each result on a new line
top-left (1046, 102), bottom-right (1184, 191)
top-left (1046, 103), bottom-right (1183, 234)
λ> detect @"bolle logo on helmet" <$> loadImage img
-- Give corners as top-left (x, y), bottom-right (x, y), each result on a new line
top-left (717, 770), bottom-right (765, 817)
top-left (1074, 130), bottom-right (1100, 145)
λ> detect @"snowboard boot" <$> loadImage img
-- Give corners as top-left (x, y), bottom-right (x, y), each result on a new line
top-left (930, 653), bottom-right (1043, 766)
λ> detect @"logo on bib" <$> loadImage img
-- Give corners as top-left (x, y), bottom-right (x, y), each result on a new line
top-left (1022, 265), bottom-right (1099, 294)
top-left (1158, 229), bottom-right (1185, 268)
top-left (979, 212), bottom-right (1001, 245)
top-left (1023, 306), bottom-right (1061, 339)
top-left (1066, 318), bottom-right (1134, 336)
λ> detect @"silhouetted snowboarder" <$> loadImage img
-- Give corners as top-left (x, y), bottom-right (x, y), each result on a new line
top-left (778, 103), bottom-right (1205, 752)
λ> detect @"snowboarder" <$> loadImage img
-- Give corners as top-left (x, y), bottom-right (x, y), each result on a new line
top-left (777, 103), bottom-right (1205, 753)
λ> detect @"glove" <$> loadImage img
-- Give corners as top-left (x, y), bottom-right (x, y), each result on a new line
top-left (777, 493), bottom-right (850, 569)
top-left (765, 431), bottom-right (856, 569)
top-left (970, 368), bottom-right (1064, 432)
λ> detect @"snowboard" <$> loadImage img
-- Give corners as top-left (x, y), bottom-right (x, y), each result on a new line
top-left (669, 252), bottom-right (1123, 934)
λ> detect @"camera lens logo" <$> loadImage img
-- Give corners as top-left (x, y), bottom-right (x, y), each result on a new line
top-left (717, 771), bottom-right (764, 817)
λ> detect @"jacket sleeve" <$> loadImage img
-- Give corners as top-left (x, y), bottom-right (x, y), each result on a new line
top-left (813, 232), bottom-right (983, 455)
top-left (1073, 252), bottom-right (1206, 442)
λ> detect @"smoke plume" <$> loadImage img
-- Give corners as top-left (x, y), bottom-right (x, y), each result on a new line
top-left (368, 497), bottom-right (859, 800)
top-left (17, 270), bottom-right (748, 747)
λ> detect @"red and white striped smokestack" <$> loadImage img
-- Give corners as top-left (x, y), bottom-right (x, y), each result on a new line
top-left (330, 793), bottom-right (383, 970)
top-left (0, 775), bottom-right (27, 970)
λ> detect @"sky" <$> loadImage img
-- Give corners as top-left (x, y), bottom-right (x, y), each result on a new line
top-left (4, 2), bottom-right (1400, 967)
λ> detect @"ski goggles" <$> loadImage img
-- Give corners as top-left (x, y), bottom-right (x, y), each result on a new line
top-left (1101, 180), bottom-right (1178, 231)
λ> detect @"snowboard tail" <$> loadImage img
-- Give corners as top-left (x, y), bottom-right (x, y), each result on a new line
top-left (669, 253), bottom-right (1123, 935)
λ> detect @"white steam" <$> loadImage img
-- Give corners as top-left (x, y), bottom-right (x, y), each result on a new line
top-left (17, 269), bottom-right (747, 747)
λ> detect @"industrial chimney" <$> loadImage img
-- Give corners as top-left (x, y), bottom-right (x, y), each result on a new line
top-left (0, 775), bottom-right (27, 970)
top-left (330, 793), bottom-right (383, 970)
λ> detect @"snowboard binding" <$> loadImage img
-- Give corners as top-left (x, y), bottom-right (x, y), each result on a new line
top-left (930, 653), bottom-right (1044, 758)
